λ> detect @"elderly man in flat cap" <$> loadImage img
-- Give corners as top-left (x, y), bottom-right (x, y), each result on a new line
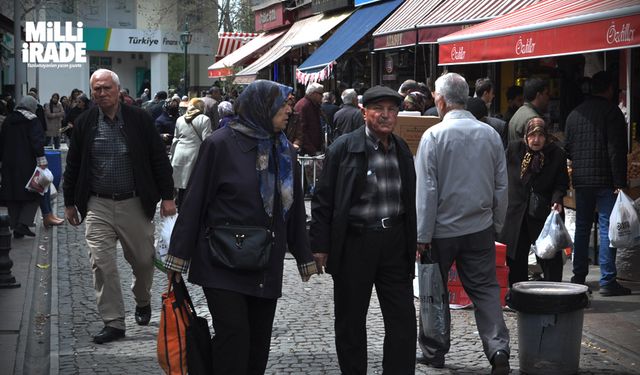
top-left (310, 85), bottom-right (417, 374)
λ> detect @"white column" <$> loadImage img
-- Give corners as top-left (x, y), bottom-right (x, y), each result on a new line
top-left (150, 53), bottom-right (169, 95)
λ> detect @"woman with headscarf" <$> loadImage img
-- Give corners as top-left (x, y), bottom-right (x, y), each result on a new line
top-left (170, 98), bottom-right (212, 208)
top-left (402, 91), bottom-right (428, 114)
top-left (217, 100), bottom-right (234, 129)
top-left (165, 80), bottom-right (317, 374)
top-left (498, 117), bottom-right (569, 285)
top-left (44, 93), bottom-right (64, 149)
top-left (0, 95), bottom-right (47, 238)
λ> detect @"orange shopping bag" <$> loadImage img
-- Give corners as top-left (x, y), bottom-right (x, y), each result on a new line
top-left (157, 275), bottom-right (189, 375)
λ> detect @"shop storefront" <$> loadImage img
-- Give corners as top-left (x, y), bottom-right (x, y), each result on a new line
top-left (438, 0), bottom-right (640, 194)
top-left (372, 0), bottom-right (537, 91)
top-left (295, 0), bottom-right (403, 92)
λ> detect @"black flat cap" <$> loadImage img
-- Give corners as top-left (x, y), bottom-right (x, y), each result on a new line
top-left (362, 85), bottom-right (403, 107)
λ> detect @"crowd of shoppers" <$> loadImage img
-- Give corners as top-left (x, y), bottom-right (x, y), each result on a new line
top-left (0, 63), bottom-right (633, 375)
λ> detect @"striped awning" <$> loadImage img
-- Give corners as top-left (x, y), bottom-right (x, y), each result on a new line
top-left (234, 11), bottom-right (351, 83)
top-left (208, 30), bottom-right (286, 78)
top-left (215, 32), bottom-right (260, 61)
top-left (438, 0), bottom-right (640, 65)
top-left (373, 0), bottom-right (539, 50)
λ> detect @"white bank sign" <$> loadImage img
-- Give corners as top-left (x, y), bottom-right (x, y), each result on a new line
top-left (22, 21), bottom-right (87, 68)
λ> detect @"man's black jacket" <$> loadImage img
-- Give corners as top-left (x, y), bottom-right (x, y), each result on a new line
top-left (63, 104), bottom-right (174, 221)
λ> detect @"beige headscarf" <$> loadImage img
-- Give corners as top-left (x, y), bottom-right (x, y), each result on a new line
top-left (184, 98), bottom-right (205, 123)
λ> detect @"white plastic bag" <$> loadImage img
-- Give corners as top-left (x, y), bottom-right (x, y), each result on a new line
top-left (25, 166), bottom-right (53, 195)
top-left (609, 191), bottom-right (640, 248)
top-left (154, 214), bottom-right (177, 273)
top-left (534, 211), bottom-right (573, 259)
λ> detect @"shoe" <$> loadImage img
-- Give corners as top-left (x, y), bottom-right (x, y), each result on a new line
top-left (13, 231), bottom-right (24, 239)
top-left (416, 354), bottom-right (445, 368)
top-left (93, 326), bottom-right (125, 344)
top-left (43, 213), bottom-right (65, 228)
top-left (600, 281), bottom-right (632, 297)
top-left (135, 304), bottom-right (151, 326)
top-left (570, 275), bottom-right (586, 285)
top-left (14, 224), bottom-right (36, 237)
top-left (491, 350), bottom-right (510, 375)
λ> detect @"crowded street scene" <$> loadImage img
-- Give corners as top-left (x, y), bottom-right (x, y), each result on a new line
top-left (1, 0), bottom-right (639, 374)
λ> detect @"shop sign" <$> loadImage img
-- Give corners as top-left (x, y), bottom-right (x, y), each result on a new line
top-left (22, 21), bottom-right (87, 69)
top-left (418, 24), bottom-right (468, 44)
top-left (439, 14), bottom-right (640, 65)
top-left (254, 3), bottom-right (290, 32)
top-left (311, 0), bottom-right (350, 14)
top-left (84, 28), bottom-right (213, 55)
top-left (373, 30), bottom-right (415, 50)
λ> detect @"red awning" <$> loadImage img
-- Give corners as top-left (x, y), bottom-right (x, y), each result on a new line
top-left (215, 32), bottom-right (260, 61)
top-left (438, 0), bottom-right (640, 65)
top-left (372, 0), bottom-right (538, 50)
top-left (208, 30), bottom-right (286, 78)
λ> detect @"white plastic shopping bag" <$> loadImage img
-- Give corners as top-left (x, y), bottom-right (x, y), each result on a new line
top-left (534, 211), bottom-right (573, 259)
top-left (25, 167), bottom-right (53, 195)
top-left (154, 214), bottom-right (178, 273)
top-left (609, 191), bottom-right (640, 248)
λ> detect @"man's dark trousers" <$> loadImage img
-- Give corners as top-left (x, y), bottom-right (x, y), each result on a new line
top-left (332, 223), bottom-right (416, 375)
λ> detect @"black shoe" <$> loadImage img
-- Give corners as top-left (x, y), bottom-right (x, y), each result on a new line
top-left (491, 350), bottom-right (510, 375)
top-left (13, 231), bottom-right (24, 239)
top-left (600, 281), bottom-right (632, 297)
top-left (15, 224), bottom-right (36, 237)
top-left (135, 304), bottom-right (151, 326)
top-left (570, 275), bottom-right (586, 285)
top-left (417, 354), bottom-right (445, 368)
top-left (93, 326), bottom-right (125, 344)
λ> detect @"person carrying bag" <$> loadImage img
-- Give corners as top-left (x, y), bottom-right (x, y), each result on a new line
top-left (157, 274), bottom-right (211, 375)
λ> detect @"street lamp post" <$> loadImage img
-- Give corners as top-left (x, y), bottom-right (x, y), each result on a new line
top-left (180, 21), bottom-right (193, 97)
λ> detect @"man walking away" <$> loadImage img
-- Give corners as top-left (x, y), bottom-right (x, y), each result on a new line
top-left (565, 70), bottom-right (630, 296)
top-left (415, 72), bottom-right (510, 374)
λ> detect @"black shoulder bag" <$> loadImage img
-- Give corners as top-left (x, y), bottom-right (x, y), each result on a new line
top-left (205, 143), bottom-right (277, 271)
top-left (528, 175), bottom-right (551, 220)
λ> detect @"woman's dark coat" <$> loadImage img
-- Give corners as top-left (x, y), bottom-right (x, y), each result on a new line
top-left (168, 126), bottom-right (313, 299)
top-left (0, 110), bottom-right (45, 203)
top-left (498, 140), bottom-right (569, 259)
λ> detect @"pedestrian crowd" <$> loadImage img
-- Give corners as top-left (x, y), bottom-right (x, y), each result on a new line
top-left (0, 65), bottom-right (631, 375)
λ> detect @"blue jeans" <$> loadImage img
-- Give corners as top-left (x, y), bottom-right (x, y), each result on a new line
top-left (40, 190), bottom-right (52, 216)
top-left (573, 188), bottom-right (617, 286)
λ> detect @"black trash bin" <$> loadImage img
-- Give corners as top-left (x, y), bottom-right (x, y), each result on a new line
top-left (507, 281), bottom-right (590, 375)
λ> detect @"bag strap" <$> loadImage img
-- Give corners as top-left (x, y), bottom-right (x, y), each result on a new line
top-left (188, 120), bottom-right (203, 142)
top-left (170, 274), bottom-right (199, 320)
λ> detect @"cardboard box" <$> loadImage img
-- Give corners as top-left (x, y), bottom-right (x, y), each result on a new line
top-left (393, 115), bottom-right (441, 155)
top-left (448, 264), bottom-right (509, 288)
top-left (448, 285), bottom-right (508, 307)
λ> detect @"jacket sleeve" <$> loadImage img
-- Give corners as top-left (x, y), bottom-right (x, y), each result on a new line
top-left (607, 106), bottom-right (628, 188)
top-left (287, 151), bottom-right (313, 263)
top-left (63, 111), bottom-right (87, 207)
top-left (144, 110), bottom-right (174, 200)
top-left (492, 135), bottom-right (509, 235)
top-left (309, 141), bottom-right (342, 253)
top-left (167, 138), bottom-right (217, 263)
top-left (415, 130), bottom-right (438, 243)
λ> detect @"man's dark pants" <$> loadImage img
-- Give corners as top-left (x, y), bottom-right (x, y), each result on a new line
top-left (332, 223), bottom-right (416, 375)
top-left (422, 226), bottom-right (510, 362)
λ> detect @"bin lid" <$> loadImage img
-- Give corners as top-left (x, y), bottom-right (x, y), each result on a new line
top-left (507, 282), bottom-right (590, 314)
top-left (511, 282), bottom-right (589, 295)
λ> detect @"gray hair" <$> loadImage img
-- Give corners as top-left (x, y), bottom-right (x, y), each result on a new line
top-left (90, 69), bottom-right (121, 88)
top-left (341, 88), bottom-right (357, 104)
top-left (17, 95), bottom-right (39, 113)
top-left (305, 82), bottom-right (324, 96)
top-left (435, 73), bottom-right (468, 107)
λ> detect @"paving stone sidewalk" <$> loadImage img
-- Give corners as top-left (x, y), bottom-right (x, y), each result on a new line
top-left (51, 191), bottom-right (635, 375)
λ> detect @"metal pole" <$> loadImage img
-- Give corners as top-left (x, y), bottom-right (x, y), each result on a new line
top-left (0, 215), bottom-right (20, 288)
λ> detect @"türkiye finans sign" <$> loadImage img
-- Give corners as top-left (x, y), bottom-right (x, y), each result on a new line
top-left (22, 21), bottom-right (87, 69)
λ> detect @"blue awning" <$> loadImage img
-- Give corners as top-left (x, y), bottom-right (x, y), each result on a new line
top-left (296, 0), bottom-right (403, 83)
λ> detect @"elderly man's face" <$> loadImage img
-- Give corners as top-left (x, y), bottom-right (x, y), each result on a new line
top-left (91, 72), bottom-right (120, 112)
top-left (364, 99), bottom-right (399, 138)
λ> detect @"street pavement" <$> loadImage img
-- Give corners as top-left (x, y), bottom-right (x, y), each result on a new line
top-left (1, 179), bottom-right (639, 374)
